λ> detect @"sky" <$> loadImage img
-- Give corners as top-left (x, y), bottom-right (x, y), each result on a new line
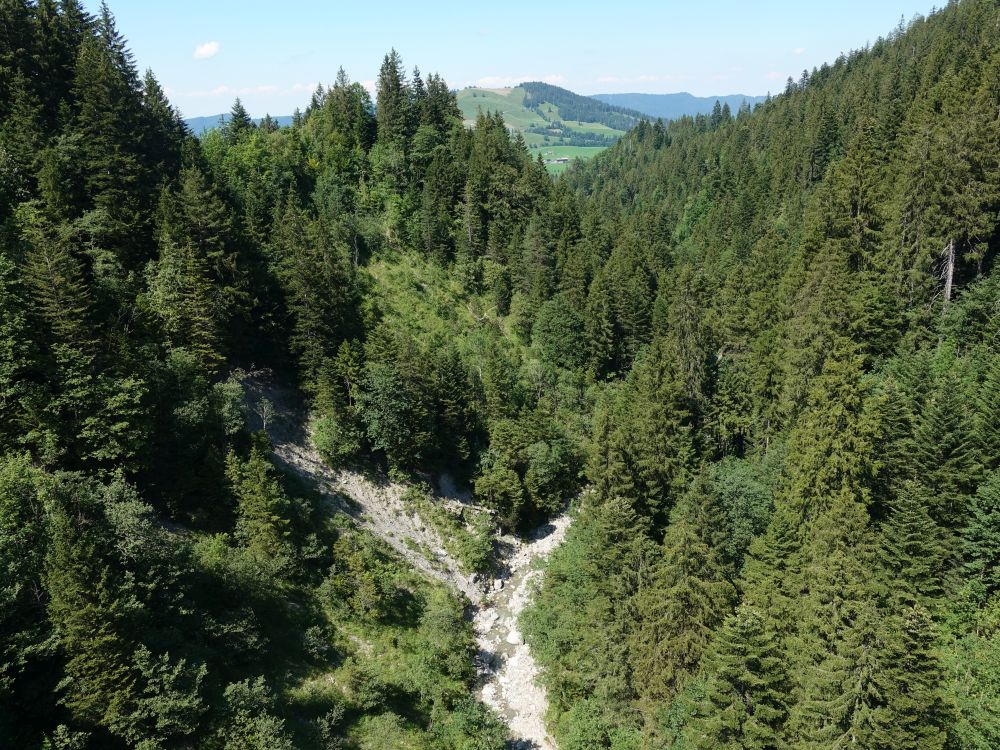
top-left (84, 0), bottom-right (937, 119)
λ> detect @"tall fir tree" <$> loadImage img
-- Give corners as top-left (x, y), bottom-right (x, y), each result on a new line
top-left (855, 605), bottom-right (950, 750)
top-left (963, 471), bottom-right (1000, 594)
top-left (630, 499), bottom-right (736, 708)
top-left (375, 49), bottom-right (409, 146)
top-left (878, 482), bottom-right (949, 607)
top-left (686, 605), bottom-right (790, 750)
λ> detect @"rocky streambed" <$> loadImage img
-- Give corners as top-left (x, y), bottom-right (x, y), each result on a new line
top-left (473, 514), bottom-right (571, 750)
top-left (244, 372), bottom-right (569, 749)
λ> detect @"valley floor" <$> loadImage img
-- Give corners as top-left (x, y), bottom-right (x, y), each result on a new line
top-left (243, 372), bottom-right (566, 749)
top-left (475, 515), bottom-right (569, 750)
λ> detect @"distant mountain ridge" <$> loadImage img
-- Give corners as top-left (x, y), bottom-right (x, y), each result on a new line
top-left (591, 92), bottom-right (769, 120)
top-left (184, 113), bottom-right (296, 134)
top-left (186, 89), bottom-right (768, 136)
top-left (455, 84), bottom-right (634, 171)
top-left (519, 81), bottom-right (645, 131)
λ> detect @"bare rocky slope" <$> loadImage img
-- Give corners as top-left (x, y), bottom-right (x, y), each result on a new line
top-left (241, 371), bottom-right (567, 749)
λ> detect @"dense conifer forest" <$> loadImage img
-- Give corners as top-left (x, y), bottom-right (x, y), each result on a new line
top-left (1, 0), bottom-right (999, 748)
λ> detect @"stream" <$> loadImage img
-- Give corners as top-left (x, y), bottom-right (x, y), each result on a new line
top-left (473, 514), bottom-right (570, 750)
top-left (244, 372), bottom-right (567, 749)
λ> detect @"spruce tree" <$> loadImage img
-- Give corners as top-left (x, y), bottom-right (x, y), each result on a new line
top-left (878, 482), bottom-right (949, 606)
top-left (270, 192), bottom-right (356, 386)
top-left (785, 493), bottom-right (880, 749)
top-left (908, 372), bottom-right (978, 529)
top-left (44, 474), bottom-right (139, 729)
top-left (857, 606), bottom-right (950, 750)
top-left (222, 97), bottom-right (254, 144)
top-left (686, 606), bottom-right (790, 750)
top-left (226, 447), bottom-right (292, 564)
top-left (148, 167), bottom-right (240, 372)
top-left (375, 49), bottom-right (409, 145)
top-left (630, 504), bottom-right (736, 706)
top-left (783, 336), bottom-right (878, 522)
top-left (147, 236), bottom-right (225, 373)
top-left (139, 69), bottom-right (184, 186)
top-left (71, 29), bottom-right (141, 218)
top-left (0, 249), bottom-right (36, 450)
top-left (963, 471), bottom-right (1000, 594)
top-left (18, 206), bottom-right (95, 350)
top-left (974, 354), bottom-right (1000, 473)
top-left (740, 504), bottom-right (802, 638)
top-left (0, 455), bottom-right (47, 705)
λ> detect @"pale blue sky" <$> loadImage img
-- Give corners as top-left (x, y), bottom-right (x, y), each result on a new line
top-left (85, 1), bottom-right (936, 118)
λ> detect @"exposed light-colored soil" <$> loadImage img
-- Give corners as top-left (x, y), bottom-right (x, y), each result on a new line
top-left (242, 371), bottom-right (567, 749)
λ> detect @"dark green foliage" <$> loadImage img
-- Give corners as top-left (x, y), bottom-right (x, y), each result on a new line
top-left (630, 489), bottom-right (737, 708)
top-left (375, 50), bottom-right (410, 146)
top-left (532, 294), bottom-right (586, 370)
top-left (219, 677), bottom-right (294, 750)
top-left (974, 355), bottom-right (1000, 472)
top-left (0, 5), bottom-right (546, 744)
top-left (476, 412), bottom-right (582, 529)
top-left (523, 497), bottom-right (656, 737)
top-left (0, 249), bottom-right (36, 451)
top-left (0, 454), bottom-right (48, 735)
top-left (322, 534), bottom-right (396, 622)
top-left (270, 191), bottom-right (358, 386)
top-left (858, 605), bottom-right (951, 750)
top-left (879, 483), bottom-right (950, 606)
top-left (520, 81), bottom-right (645, 131)
top-left (685, 606), bottom-right (790, 750)
top-left (524, 3), bottom-right (1000, 744)
top-left (964, 472), bottom-right (1000, 594)
top-left (589, 337), bottom-right (695, 523)
top-left (907, 371), bottom-right (980, 528)
top-left (3, 1), bottom-right (1000, 747)
top-left (226, 445), bottom-right (293, 565)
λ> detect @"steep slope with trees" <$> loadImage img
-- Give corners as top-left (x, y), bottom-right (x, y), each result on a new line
top-left (522, 2), bottom-right (1000, 748)
top-left (1, 1), bottom-right (999, 749)
top-left (0, 8), bottom-right (581, 748)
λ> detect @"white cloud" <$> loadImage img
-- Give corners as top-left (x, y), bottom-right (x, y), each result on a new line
top-left (542, 74), bottom-right (566, 85)
top-left (361, 79), bottom-right (377, 95)
top-left (767, 71), bottom-right (789, 81)
top-left (596, 75), bottom-right (623, 84)
top-left (792, 47), bottom-right (806, 55)
top-left (193, 41), bottom-right (220, 60)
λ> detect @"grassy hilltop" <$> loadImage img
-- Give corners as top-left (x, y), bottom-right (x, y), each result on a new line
top-left (456, 83), bottom-right (638, 172)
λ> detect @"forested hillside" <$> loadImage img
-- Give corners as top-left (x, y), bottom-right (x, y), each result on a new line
top-left (592, 91), bottom-right (768, 121)
top-left (520, 81), bottom-right (645, 131)
top-left (524, 2), bottom-right (1000, 748)
top-left (1, 0), bottom-right (999, 749)
top-left (456, 84), bottom-right (634, 168)
top-left (0, 4), bottom-right (577, 747)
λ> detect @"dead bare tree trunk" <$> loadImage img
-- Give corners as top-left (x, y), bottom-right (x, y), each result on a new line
top-left (943, 239), bottom-right (955, 306)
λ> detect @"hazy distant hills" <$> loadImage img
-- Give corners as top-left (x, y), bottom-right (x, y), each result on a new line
top-left (186, 88), bottom-right (768, 138)
top-left (456, 83), bottom-right (640, 171)
top-left (591, 92), bottom-right (769, 120)
top-left (454, 82), bottom-right (769, 171)
top-left (184, 113), bottom-right (296, 134)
